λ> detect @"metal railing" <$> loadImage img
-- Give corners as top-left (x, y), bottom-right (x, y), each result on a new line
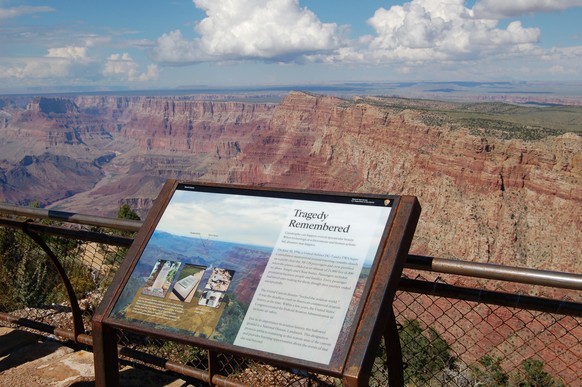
top-left (0, 203), bottom-right (580, 385)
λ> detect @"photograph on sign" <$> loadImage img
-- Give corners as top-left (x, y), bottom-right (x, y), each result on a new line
top-left (168, 264), bottom-right (206, 302)
top-left (110, 185), bottom-right (393, 365)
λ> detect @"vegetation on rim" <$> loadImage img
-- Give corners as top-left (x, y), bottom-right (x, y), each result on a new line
top-left (358, 96), bottom-right (582, 140)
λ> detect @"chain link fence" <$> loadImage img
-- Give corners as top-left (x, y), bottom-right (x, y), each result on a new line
top-left (0, 223), bottom-right (124, 333)
top-left (0, 215), bottom-right (580, 386)
top-left (390, 274), bottom-right (580, 386)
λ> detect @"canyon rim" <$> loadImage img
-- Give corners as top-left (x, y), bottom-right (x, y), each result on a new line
top-left (0, 91), bottom-right (580, 277)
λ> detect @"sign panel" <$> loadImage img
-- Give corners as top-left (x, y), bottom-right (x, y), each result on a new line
top-left (108, 183), bottom-right (395, 367)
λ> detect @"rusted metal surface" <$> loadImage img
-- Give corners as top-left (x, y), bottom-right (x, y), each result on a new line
top-left (21, 220), bottom-right (86, 340)
top-left (93, 321), bottom-right (119, 387)
top-left (0, 312), bottom-right (81, 342)
top-left (342, 195), bottom-right (421, 386)
top-left (92, 179), bottom-right (178, 387)
top-left (208, 350), bottom-right (219, 386)
top-left (0, 217), bottom-right (133, 247)
top-left (2, 199), bottom-right (582, 385)
top-left (2, 203), bottom-right (580, 291)
top-left (93, 182), bottom-right (419, 386)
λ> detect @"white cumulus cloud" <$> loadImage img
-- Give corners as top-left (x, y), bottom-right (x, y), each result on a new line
top-left (152, 0), bottom-right (344, 63)
top-left (0, 46), bottom-right (91, 79)
top-left (0, 58), bottom-right (69, 79)
top-left (152, 30), bottom-right (203, 63)
top-left (46, 46), bottom-right (91, 64)
top-left (103, 53), bottom-right (159, 81)
top-left (474, 0), bottom-right (582, 19)
top-left (0, 5), bottom-right (53, 20)
top-left (363, 0), bottom-right (540, 64)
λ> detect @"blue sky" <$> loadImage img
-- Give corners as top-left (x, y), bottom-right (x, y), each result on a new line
top-left (1, 0), bottom-right (581, 93)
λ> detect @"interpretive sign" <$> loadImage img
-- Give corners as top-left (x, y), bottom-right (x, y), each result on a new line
top-left (94, 180), bottom-right (421, 385)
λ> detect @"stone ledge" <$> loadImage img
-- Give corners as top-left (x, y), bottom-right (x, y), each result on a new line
top-left (0, 327), bottom-right (191, 386)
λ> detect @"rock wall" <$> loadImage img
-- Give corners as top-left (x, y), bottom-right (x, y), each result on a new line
top-left (221, 92), bottom-right (581, 272)
top-left (0, 91), bottom-right (580, 273)
top-left (74, 95), bottom-right (276, 153)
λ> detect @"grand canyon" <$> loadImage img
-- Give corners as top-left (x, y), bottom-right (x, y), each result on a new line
top-left (0, 91), bottom-right (580, 275)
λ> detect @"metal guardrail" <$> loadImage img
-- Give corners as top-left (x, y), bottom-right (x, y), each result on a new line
top-left (407, 254), bottom-right (582, 291)
top-left (399, 278), bottom-right (582, 317)
top-left (1, 203), bottom-right (580, 385)
top-left (0, 203), bottom-right (142, 232)
top-left (0, 217), bottom-right (133, 247)
top-left (1, 202), bottom-right (580, 292)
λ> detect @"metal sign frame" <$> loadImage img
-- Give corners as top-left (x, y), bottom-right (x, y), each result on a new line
top-left (93, 180), bottom-right (420, 386)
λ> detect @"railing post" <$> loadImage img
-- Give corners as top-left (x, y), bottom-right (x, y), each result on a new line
top-left (384, 307), bottom-right (405, 386)
top-left (208, 350), bottom-right (219, 386)
top-left (21, 220), bottom-right (86, 340)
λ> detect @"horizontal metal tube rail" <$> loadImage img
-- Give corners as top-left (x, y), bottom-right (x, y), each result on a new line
top-left (0, 203), bottom-right (142, 233)
top-left (0, 217), bottom-right (134, 247)
top-left (1, 203), bottom-right (581, 290)
top-left (2, 204), bottom-right (580, 387)
top-left (406, 254), bottom-right (582, 291)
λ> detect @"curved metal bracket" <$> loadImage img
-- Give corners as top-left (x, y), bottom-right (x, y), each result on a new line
top-left (21, 219), bottom-right (86, 341)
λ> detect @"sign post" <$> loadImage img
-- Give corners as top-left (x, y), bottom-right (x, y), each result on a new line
top-left (93, 180), bottom-right (420, 386)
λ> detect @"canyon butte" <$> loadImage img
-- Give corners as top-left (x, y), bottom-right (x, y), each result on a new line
top-left (0, 91), bottom-right (580, 277)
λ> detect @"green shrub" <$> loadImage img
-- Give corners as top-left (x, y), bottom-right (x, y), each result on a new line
top-left (472, 355), bottom-right (509, 386)
top-left (518, 358), bottom-right (564, 387)
top-left (399, 319), bottom-right (457, 385)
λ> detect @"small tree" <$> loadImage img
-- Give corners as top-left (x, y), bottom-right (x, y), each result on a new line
top-left (114, 202), bottom-right (140, 241)
top-left (117, 203), bottom-right (141, 221)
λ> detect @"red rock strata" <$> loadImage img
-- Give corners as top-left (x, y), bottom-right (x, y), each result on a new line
top-left (219, 92), bottom-right (581, 274)
top-left (0, 92), bottom-right (580, 275)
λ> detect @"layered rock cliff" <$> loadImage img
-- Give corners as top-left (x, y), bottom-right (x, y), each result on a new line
top-left (0, 92), bottom-right (580, 274)
top-left (219, 93), bottom-right (581, 272)
top-left (74, 95), bottom-right (276, 153)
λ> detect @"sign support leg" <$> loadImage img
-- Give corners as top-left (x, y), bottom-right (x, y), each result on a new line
top-left (93, 321), bottom-right (120, 387)
top-left (384, 307), bottom-right (404, 386)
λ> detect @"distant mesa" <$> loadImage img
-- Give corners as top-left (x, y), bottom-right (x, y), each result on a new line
top-left (427, 88), bottom-right (458, 93)
top-left (28, 97), bottom-right (79, 115)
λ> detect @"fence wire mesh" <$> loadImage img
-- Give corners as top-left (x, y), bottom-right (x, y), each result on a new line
top-left (0, 222), bottom-right (126, 333)
top-left (0, 221), bottom-right (580, 386)
top-left (391, 273), bottom-right (580, 386)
